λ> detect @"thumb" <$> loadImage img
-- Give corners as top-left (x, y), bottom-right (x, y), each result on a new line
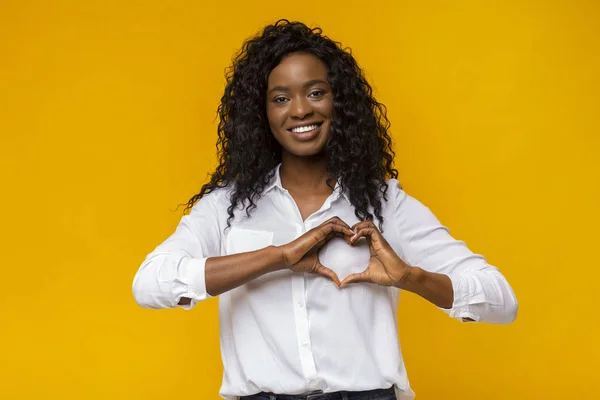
top-left (340, 270), bottom-right (370, 287)
top-left (314, 263), bottom-right (341, 288)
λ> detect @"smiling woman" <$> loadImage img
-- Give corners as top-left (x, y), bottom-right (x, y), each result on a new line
top-left (179, 20), bottom-right (398, 230)
top-left (267, 53), bottom-right (333, 153)
top-left (132, 19), bottom-right (518, 400)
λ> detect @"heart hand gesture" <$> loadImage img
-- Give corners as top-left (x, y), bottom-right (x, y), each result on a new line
top-left (340, 220), bottom-right (413, 288)
top-left (279, 216), bottom-right (354, 287)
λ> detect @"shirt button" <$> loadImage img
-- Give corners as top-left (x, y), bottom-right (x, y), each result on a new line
top-left (302, 341), bottom-right (309, 348)
top-left (298, 301), bottom-right (304, 308)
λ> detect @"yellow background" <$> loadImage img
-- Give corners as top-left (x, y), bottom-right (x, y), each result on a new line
top-left (1, 1), bottom-right (598, 399)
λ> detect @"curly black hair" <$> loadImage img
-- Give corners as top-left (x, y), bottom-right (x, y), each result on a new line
top-left (183, 19), bottom-right (399, 230)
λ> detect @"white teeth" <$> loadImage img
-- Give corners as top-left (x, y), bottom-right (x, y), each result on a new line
top-left (291, 124), bottom-right (318, 133)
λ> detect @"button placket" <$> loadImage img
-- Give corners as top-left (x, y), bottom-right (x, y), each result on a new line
top-left (290, 219), bottom-right (319, 385)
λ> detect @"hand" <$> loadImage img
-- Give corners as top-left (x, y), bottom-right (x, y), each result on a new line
top-left (340, 220), bottom-right (413, 288)
top-left (278, 216), bottom-right (354, 287)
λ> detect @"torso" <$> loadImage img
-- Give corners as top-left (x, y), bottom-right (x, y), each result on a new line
top-left (215, 178), bottom-right (406, 398)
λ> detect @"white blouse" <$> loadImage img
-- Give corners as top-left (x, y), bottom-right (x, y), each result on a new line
top-left (132, 164), bottom-right (518, 400)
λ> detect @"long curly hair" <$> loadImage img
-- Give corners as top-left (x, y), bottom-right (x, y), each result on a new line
top-left (183, 19), bottom-right (399, 230)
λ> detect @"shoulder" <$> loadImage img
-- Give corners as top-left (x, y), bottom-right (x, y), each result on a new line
top-left (382, 178), bottom-right (407, 206)
top-left (189, 185), bottom-right (231, 215)
top-left (384, 178), bottom-right (403, 195)
top-left (381, 179), bottom-right (435, 218)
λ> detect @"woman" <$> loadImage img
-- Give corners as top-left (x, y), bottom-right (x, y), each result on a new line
top-left (132, 20), bottom-right (518, 400)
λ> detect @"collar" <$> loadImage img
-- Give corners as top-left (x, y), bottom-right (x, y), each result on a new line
top-left (264, 163), bottom-right (351, 204)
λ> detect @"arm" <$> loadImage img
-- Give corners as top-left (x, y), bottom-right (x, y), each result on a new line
top-left (205, 216), bottom-right (353, 295)
top-left (132, 192), bottom-right (286, 309)
top-left (394, 186), bottom-right (518, 324)
top-left (400, 266), bottom-right (454, 310)
top-left (175, 247), bottom-right (283, 306)
top-left (132, 192), bottom-right (351, 309)
top-left (204, 245), bottom-right (284, 297)
top-left (132, 192), bottom-right (224, 309)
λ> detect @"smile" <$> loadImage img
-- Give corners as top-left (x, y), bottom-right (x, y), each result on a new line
top-left (287, 122), bottom-right (323, 141)
top-left (289, 123), bottom-right (320, 133)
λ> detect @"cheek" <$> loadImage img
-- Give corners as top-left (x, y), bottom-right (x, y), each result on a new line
top-left (316, 99), bottom-right (333, 119)
top-left (266, 106), bottom-right (286, 127)
top-left (266, 111), bottom-right (286, 144)
top-left (266, 107), bottom-right (275, 127)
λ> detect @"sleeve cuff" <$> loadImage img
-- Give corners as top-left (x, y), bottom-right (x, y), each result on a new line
top-left (177, 257), bottom-right (213, 310)
top-left (442, 273), bottom-right (480, 322)
top-left (439, 270), bottom-right (517, 324)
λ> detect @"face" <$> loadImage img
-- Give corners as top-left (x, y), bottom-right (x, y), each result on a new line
top-left (266, 52), bottom-right (333, 157)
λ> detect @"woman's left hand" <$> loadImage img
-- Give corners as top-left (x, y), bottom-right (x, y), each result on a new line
top-left (340, 220), bottom-right (413, 288)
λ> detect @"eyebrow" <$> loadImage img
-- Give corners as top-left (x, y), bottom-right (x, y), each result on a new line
top-left (268, 79), bottom-right (329, 95)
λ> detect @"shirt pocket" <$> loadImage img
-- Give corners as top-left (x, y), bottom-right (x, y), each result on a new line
top-left (226, 226), bottom-right (274, 255)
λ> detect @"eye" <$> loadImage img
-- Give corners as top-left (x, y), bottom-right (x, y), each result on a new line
top-left (309, 90), bottom-right (325, 98)
top-left (273, 96), bottom-right (289, 104)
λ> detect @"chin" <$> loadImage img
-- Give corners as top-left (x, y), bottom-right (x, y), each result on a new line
top-left (288, 147), bottom-right (326, 157)
top-left (276, 130), bottom-right (330, 158)
top-left (281, 139), bottom-right (328, 158)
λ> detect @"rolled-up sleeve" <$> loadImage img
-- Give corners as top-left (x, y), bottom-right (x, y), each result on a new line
top-left (132, 192), bottom-right (222, 310)
top-left (390, 181), bottom-right (518, 324)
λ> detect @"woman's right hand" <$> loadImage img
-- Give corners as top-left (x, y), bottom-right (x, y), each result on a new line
top-left (278, 217), bottom-right (354, 287)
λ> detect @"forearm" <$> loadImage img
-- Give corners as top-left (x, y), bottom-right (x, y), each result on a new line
top-left (399, 267), bottom-right (454, 309)
top-left (203, 245), bottom-right (285, 297)
top-left (176, 246), bottom-right (284, 306)
top-left (399, 267), bottom-right (518, 323)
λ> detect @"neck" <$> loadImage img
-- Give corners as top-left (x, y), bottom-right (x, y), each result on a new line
top-left (279, 151), bottom-right (334, 194)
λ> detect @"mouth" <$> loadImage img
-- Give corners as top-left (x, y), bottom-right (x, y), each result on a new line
top-left (286, 122), bottom-right (324, 141)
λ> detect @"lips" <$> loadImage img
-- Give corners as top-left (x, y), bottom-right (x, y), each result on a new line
top-left (287, 122), bottom-right (323, 141)
top-left (287, 122), bottom-right (323, 132)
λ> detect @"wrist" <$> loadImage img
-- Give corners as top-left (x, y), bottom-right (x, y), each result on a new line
top-left (397, 266), bottom-right (423, 288)
top-left (266, 245), bottom-right (287, 272)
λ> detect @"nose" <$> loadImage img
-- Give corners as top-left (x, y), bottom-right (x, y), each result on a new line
top-left (290, 96), bottom-right (313, 120)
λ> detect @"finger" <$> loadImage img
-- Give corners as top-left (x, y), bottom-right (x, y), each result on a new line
top-left (309, 223), bottom-right (335, 246)
top-left (315, 264), bottom-right (341, 287)
top-left (325, 216), bottom-right (352, 229)
top-left (330, 223), bottom-right (355, 244)
top-left (314, 230), bottom-right (335, 250)
top-left (350, 220), bottom-right (377, 239)
top-left (315, 221), bottom-right (354, 245)
top-left (351, 219), bottom-right (375, 232)
top-left (323, 216), bottom-right (354, 234)
top-left (350, 227), bottom-right (376, 244)
top-left (301, 224), bottom-right (345, 255)
top-left (302, 219), bottom-right (353, 253)
top-left (340, 270), bottom-right (370, 287)
top-left (325, 218), bottom-right (355, 237)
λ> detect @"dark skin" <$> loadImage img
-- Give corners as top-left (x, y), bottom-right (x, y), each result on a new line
top-left (180, 52), bottom-right (458, 315)
top-left (266, 52), bottom-right (334, 221)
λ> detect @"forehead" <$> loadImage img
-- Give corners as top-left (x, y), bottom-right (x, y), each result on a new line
top-left (267, 52), bottom-right (328, 87)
